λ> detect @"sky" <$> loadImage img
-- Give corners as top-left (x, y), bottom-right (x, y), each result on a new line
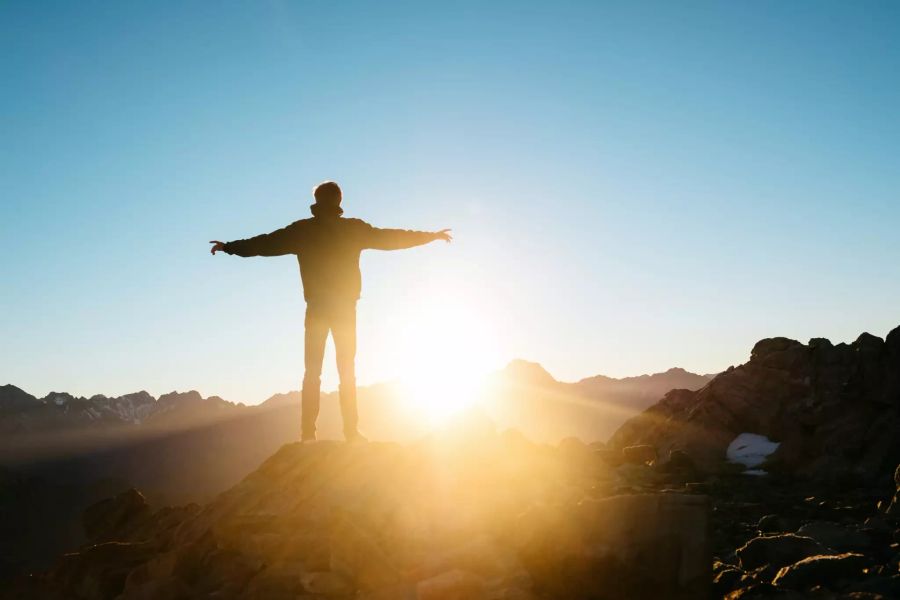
top-left (2, 1), bottom-right (899, 404)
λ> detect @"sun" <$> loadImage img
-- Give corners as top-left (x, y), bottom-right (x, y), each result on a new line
top-left (392, 296), bottom-right (500, 426)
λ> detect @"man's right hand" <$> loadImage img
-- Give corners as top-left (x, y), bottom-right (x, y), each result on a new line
top-left (209, 240), bottom-right (225, 255)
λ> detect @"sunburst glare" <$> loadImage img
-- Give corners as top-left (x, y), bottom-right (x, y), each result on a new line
top-left (392, 295), bottom-right (501, 425)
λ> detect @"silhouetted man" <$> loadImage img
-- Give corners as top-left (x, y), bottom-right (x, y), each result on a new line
top-left (210, 181), bottom-right (451, 442)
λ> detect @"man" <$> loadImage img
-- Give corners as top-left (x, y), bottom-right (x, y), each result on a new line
top-left (210, 181), bottom-right (451, 442)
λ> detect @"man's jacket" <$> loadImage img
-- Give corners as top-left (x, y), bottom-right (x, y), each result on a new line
top-left (223, 216), bottom-right (434, 301)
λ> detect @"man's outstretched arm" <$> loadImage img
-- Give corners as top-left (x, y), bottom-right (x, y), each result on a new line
top-left (364, 226), bottom-right (452, 251)
top-left (210, 222), bottom-right (303, 257)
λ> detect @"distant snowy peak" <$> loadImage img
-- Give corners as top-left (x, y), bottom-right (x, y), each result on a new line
top-left (45, 392), bottom-right (76, 406)
top-left (0, 386), bottom-right (239, 433)
top-left (88, 391), bottom-right (156, 423)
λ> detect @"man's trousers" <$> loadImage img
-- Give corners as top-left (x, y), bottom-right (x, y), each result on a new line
top-left (301, 299), bottom-right (358, 438)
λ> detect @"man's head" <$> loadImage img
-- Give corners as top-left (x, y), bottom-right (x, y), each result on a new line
top-left (311, 181), bottom-right (343, 217)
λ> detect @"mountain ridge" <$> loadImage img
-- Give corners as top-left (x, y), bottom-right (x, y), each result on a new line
top-left (2, 361), bottom-right (711, 414)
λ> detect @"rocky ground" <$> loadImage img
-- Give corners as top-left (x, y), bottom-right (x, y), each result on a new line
top-left (1, 425), bottom-right (898, 600)
top-left (707, 466), bottom-right (900, 598)
top-left (4, 327), bottom-right (898, 599)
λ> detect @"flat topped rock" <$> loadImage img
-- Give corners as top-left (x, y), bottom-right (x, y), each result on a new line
top-left (44, 433), bottom-right (715, 600)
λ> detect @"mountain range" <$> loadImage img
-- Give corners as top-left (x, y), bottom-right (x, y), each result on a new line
top-left (0, 362), bottom-right (712, 474)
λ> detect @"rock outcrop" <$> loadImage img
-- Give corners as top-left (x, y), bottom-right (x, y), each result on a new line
top-left (0, 365), bottom-right (711, 578)
top-left (609, 326), bottom-right (900, 486)
top-left (12, 428), bottom-right (711, 599)
top-left (7, 431), bottom-right (900, 599)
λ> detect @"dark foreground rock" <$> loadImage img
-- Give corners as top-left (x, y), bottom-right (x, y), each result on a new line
top-left (709, 461), bottom-right (900, 599)
top-left (772, 552), bottom-right (870, 591)
top-left (736, 534), bottom-right (828, 571)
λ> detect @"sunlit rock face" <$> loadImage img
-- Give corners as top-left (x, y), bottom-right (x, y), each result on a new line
top-left (608, 325), bottom-right (900, 486)
top-left (34, 428), bottom-right (711, 600)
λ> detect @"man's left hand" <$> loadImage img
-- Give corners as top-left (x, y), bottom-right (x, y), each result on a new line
top-left (433, 229), bottom-right (452, 243)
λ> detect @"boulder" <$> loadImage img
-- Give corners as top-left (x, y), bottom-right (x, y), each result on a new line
top-left (796, 521), bottom-right (872, 552)
top-left (736, 534), bottom-right (829, 571)
top-left (757, 515), bottom-right (798, 535)
top-left (713, 567), bottom-right (744, 597)
top-left (772, 553), bottom-right (870, 590)
top-left (517, 493), bottom-right (710, 599)
top-left (656, 449), bottom-right (701, 484)
top-left (664, 449), bottom-right (696, 471)
top-left (622, 445), bottom-right (657, 465)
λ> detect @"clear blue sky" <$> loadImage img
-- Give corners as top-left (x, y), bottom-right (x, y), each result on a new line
top-left (2, 1), bottom-right (898, 404)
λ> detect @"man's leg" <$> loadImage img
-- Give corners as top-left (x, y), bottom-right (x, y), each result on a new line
top-left (332, 300), bottom-right (360, 438)
top-left (302, 301), bottom-right (329, 440)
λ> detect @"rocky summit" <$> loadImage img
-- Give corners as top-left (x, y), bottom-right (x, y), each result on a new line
top-left (4, 326), bottom-right (900, 599)
top-left (9, 429), bottom-right (900, 600)
top-left (5, 424), bottom-right (713, 600)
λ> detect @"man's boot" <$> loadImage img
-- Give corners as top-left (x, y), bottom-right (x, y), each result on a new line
top-left (301, 376), bottom-right (321, 442)
top-left (339, 383), bottom-right (366, 442)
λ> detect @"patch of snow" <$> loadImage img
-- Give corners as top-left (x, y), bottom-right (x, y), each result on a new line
top-left (727, 433), bottom-right (780, 474)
